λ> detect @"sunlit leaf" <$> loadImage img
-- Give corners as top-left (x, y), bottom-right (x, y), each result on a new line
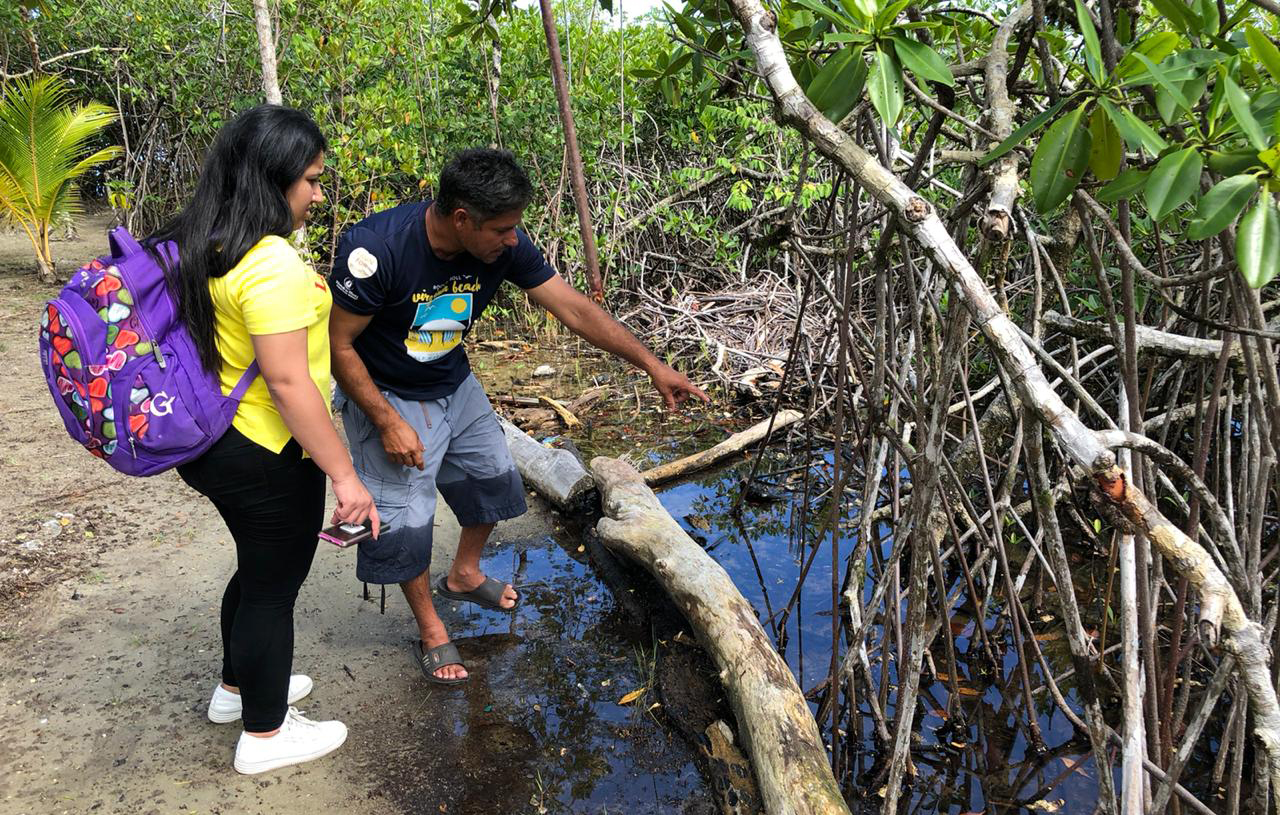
top-left (1096, 168), bottom-right (1149, 202)
top-left (1246, 26), bottom-right (1280, 86)
top-left (617, 688), bottom-right (646, 705)
top-left (1116, 31), bottom-right (1180, 79)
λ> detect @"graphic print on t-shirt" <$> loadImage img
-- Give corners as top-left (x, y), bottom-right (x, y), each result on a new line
top-left (405, 282), bottom-right (476, 362)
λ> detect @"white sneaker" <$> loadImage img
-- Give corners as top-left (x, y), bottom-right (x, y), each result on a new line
top-left (232, 707), bottom-right (348, 775)
top-left (207, 675), bottom-right (314, 724)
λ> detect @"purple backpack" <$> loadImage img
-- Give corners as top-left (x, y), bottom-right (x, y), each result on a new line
top-left (39, 227), bottom-right (259, 476)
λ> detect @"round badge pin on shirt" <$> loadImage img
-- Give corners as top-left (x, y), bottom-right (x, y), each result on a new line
top-left (348, 247), bottom-right (378, 279)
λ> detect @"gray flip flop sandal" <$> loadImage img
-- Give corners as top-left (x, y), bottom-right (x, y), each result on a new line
top-left (434, 574), bottom-right (519, 611)
top-left (412, 640), bottom-right (468, 685)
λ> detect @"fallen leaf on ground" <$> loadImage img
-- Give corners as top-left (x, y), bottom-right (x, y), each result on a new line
top-left (617, 689), bottom-right (646, 705)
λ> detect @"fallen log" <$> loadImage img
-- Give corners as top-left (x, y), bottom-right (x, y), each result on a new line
top-left (640, 410), bottom-right (804, 487)
top-left (498, 415), bottom-right (596, 513)
top-left (591, 457), bottom-right (849, 815)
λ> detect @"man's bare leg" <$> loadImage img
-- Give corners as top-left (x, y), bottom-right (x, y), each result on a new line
top-left (400, 571), bottom-right (467, 681)
top-left (445, 523), bottom-right (517, 608)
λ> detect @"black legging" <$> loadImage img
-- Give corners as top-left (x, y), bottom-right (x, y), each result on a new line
top-left (178, 426), bottom-right (325, 732)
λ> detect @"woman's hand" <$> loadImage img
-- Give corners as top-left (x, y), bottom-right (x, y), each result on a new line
top-left (331, 475), bottom-right (381, 538)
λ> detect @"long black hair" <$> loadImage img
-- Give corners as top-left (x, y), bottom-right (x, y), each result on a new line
top-left (150, 104), bottom-right (326, 373)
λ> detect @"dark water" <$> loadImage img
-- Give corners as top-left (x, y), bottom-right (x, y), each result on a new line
top-left (648, 447), bottom-right (1106, 814)
top-left (363, 529), bottom-right (714, 814)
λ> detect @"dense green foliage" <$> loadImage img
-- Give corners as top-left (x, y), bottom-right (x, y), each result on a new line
top-left (6, 0), bottom-right (815, 296)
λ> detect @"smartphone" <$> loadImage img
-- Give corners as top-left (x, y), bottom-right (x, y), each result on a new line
top-left (319, 520), bottom-right (384, 548)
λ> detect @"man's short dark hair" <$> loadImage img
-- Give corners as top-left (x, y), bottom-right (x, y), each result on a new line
top-left (435, 148), bottom-right (534, 222)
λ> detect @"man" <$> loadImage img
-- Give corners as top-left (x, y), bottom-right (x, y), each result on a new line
top-left (329, 148), bottom-right (707, 683)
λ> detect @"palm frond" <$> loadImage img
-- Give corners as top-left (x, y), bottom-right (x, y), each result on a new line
top-left (0, 75), bottom-right (120, 264)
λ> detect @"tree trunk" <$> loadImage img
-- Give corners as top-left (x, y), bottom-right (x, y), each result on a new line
top-left (252, 0), bottom-right (283, 105)
top-left (535, 0), bottom-right (604, 302)
top-left (591, 456), bottom-right (850, 815)
top-left (498, 416), bottom-right (596, 513)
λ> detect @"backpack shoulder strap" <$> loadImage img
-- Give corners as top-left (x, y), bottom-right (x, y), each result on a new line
top-left (228, 361), bottom-right (261, 402)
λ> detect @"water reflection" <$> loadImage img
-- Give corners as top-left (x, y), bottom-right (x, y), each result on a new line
top-left (653, 451), bottom-right (1107, 814)
top-left (360, 532), bottom-right (711, 814)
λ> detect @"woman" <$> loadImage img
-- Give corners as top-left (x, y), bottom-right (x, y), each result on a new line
top-left (151, 104), bottom-right (378, 774)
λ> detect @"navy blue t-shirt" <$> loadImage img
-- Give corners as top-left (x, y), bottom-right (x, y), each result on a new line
top-left (330, 201), bottom-right (556, 400)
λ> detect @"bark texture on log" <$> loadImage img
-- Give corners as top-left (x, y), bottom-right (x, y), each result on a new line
top-left (721, 0), bottom-right (1280, 799)
top-left (641, 410), bottom-right (804, 486)
top-left (591, 457), bottom-right (849, 815)
top-left (499, 416), bottom-right (596, 513)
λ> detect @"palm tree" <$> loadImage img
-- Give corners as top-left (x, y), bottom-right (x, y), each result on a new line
top-left (0, 76), bottom-right (121, 282)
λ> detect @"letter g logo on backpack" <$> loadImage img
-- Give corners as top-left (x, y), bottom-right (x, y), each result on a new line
top-left (147, 391), bottom-right (175, 417)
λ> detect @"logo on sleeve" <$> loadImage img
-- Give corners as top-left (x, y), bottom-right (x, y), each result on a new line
top-left (348, 247), bottom-right (378, 279)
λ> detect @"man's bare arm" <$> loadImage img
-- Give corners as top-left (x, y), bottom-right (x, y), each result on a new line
top-left (525, 275), bottom-right (709, 409)
top-left (329, 305), bottom-right (426, 469)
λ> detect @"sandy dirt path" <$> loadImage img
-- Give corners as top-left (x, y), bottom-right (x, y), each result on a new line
top-left (0, 216), bottom-right (712, 815)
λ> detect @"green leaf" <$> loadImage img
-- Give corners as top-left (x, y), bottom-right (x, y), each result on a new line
top-left (1096, 167), bottom-right (1150, 202)
top-left (666, 6), bottom-right (701, 40)
top-left (873, 0), bottom-right (911, 31)
top-left (1099, 98), bottom-right (1168, 157)
top-left (1187, 174), bottom-right (1258, 239)
top-left (807, 47), bottom-right (867, 123)
top-left (1147, 0), bottom-right (1195, 34)
top-left (1237, 197), bottom-right (1280, 287)
top-left (791, 0), bottom-right (857, 32)
top-left (840, 0), bottom-right (878, 24)
top-left (1133, 53), bottom-right (1192, 114)
top-left (1196, 0), bottom-right (1219, 36)
top-left (1207, 147), bottom-right (1263, 175)
top-left (1088, 106), bottom-right (1123, 180)
top-left (1030, 103), bottom-right (1092, 213)
top-left (978, 96), bottom-right (1072, 166)
top-left (1144, 147), bottom-right (1203, 220)
top-left (1246, 26), bottom-right (1280, 86)
top-left (1223, 75), bottom-right (1270, 151)
top-left (1075, 0), bottom-right (1105, 84)
top-left (891, 35), bottom-right (954, 87)
top-left (867, 45), bottom-right (903, 126)
top-left (1116, 31), bottom-right (1181, 79)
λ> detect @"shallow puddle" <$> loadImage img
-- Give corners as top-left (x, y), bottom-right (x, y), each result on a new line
top-left (359, 530), bottom-right (714, 814)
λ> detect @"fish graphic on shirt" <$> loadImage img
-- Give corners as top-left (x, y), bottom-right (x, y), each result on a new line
top-left (405, 293), bottom-right (473, 362)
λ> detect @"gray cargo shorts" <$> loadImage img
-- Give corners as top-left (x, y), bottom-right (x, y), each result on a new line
top-left (336, 374), bottom-right (527, 584)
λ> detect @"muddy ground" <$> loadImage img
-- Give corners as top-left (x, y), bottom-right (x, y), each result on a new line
top-left (0, 216), bottom-right (716, 815)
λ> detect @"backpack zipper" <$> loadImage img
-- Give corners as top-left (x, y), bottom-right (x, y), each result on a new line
top-left (113, 259), bottom-right (167, 370)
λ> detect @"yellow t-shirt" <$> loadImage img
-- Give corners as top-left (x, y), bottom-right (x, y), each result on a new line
top-left (209, 235), bottom-right (332, 453)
